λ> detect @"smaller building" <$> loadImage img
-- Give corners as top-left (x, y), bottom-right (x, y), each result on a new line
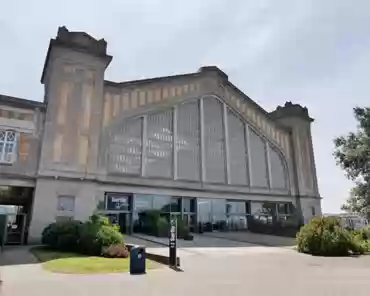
top-left (324, 213), bottom-right (369, 230)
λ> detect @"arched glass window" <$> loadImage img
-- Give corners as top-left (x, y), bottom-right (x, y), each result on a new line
top-left (249, 128), bottom-right (269, 188)
top-left (108, 118), bottom-right (143, 174)
top-left (145, 110), bottom-right (173, 178)
top-left (269, 146), bottom-right (287, 189)
top-left (203, 97), bottom-right (226, 183)
top-left (0, 130), bottom-right (16, 163)
top-left (227, 109), bottom-right (248, 185)
top-left (177, 101), bottom-right (200, 181)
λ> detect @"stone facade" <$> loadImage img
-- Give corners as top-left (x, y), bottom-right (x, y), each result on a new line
top-left (0, 27), bottom-right (322, 242)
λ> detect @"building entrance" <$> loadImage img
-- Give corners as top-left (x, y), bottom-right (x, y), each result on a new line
top-left (106, 212), bottom-right (130, 234)
top-left (0, 186), bottom-right (34, 246)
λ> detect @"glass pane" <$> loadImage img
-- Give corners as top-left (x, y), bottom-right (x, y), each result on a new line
top-left (106, 214), bottom-right (119, 226)
top-left (227, 216), bottom-right (248, 231)
top-left (57, 196), bottom-right (75, 212)
top-left (250, 202), bottom-right (263, 215)
top-left (227, 109), bottom-right (248, 185)
top-left (198, 199), bottom-right (212, 224)
top-left (211, 199), bottom-right (227, 227)
top-left (269, 147), bottom-right (287, 189)
top-left (108, 118), bottom-right (142, 174)
top-left (183, 197), bottom-right (196, 213)
top-left (226, 201), bottom-right (247, 215)
top-left (6, 132), bottom-right (15, 141)
top-left (5, 143), bottom-right (14, 153)
top-left (145, 110), bottom-right (173, 178)
top-left (262, 202), bottom-right (276, 215)
top-left (203, 98), bottom-right (226, 183)
top-left (249, 128), bottom-right (268, 187)
top-left (134, 194), bottom-right (153, 212)
top-left (278, 203), bottom-right (289, 214)
top-left (152, 195), bottom-right (171, 211)
top-left (170, 197), bottom-right (181, 212)
top-left (177, 101), bottom-right (201, 181)
top-left (95, 195), bottom-right (105, 211)
top-left (106, 193), bottom-right (130, 211)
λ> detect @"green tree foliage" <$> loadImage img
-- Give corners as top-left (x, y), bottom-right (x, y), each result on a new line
top-left (296, 217), bottom-right (369, 256)
top-left (333, 107), bottom-right (370, 218)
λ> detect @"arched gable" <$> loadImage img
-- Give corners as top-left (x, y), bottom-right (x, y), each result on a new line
top-left (101, 94), bottom-right (289, 191)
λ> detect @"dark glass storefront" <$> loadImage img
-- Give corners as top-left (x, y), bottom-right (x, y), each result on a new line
top-left (98, 192), bottom-right (294, 234)
top-left (197, 199), bottom-right (250, 232)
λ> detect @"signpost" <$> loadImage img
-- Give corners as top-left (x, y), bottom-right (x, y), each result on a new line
top-left (169, 217), bottom-right (177, 267)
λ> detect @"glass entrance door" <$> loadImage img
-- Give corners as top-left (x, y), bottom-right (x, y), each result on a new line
top-left (106, 213), bottom-right (130, 234)
top-left (183, 214), bottom-right (196, 232)
top-left (118, 213), bottom-right (129, 234)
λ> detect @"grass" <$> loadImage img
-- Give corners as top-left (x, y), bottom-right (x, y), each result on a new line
top-left (30, 246), bottom-right (156, 274)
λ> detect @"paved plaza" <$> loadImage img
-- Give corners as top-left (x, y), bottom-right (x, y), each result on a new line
top-left (2, 236), bottom-right (370, 296)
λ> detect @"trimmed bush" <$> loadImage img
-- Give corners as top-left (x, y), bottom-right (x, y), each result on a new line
top-left (156, 217), bottom-right (169, 237)
top-left (296, 217), bottom-right (370, 256)
top-left (42, 214), bottom-right (124, 256)
top-left (176, 217), bottom-right (190, 239)
top-left (78, 215), bottom-right (124, 256)
top-left (102, 244), bottom-right (129, 258)
top-left (137, 210), bottom-right (162, 235)
top-left (41, 220), bottom-right (82, 251)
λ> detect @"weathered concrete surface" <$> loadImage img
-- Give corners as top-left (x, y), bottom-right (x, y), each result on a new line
top-left (2, 244), bottom-right (370, 296)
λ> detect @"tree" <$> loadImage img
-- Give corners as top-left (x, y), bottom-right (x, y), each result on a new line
top-left (334, 107), bottom-right (370, 218)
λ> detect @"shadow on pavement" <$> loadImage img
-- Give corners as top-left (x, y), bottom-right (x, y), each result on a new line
top-left (128, 231), bottom-right (296, 249)
top-left (0, 245), bottom-right (40, 266)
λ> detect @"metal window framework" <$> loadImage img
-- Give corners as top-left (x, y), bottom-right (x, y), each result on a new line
top-left (0, 130), bottom-right (17, 163)
top-left (110, 94), bottom-right (288, 190)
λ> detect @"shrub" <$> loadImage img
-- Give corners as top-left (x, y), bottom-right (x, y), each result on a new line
top-left (41, 220), bottom-right (82, 251)
top-left (78, 215), bottom-right (124, 256)
top-left (97, 225), bottom-right (124, 247)
top-left (102, 244), bottom-right (129, 258)
top-left (351, 231), bottom-right (370, 254)
top-left (296, 217), bottom-right (369, 256)
top-left (138, 210), bottom-right (162, 235)
top-left (176, 217), bottom-right (190, 239)
top-left (156, 217), bottom-right (169, 237)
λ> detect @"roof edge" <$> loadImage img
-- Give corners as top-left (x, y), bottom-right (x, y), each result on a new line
top-left (0, 95), bottom-right (46, 110)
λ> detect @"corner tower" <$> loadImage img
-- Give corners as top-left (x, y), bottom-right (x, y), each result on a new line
top-left (270, 102), bottom-right (321, 222)
top-left (39, 26), bottom-right (112, 177)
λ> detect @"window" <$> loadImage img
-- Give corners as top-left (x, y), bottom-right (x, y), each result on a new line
top-left (227, 109), bottom-right (248, 185)
top-left (203, 98), bottom-right (226, 183)
top-left (249, 128), bottom-right (269, 187)
top-left (57, 195), bottom-right (75, 213)
top-left (278, 203), bottom-right (289, 215)
top-left (182, 197), bottom-right (196, 213)
top-left (0, 130), bottom-right (17, 163)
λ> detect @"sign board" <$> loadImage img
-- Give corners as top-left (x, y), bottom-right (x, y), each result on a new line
top-left (169, 217), bottom-right (177, 267)
top-left (105, 193), bottom-right (130, 211)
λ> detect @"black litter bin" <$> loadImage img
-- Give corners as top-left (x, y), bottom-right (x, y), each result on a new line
top-left (130, 246), bottom-right (146, 275)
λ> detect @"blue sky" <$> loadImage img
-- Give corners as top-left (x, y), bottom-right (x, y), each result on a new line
top-left (1, 0), bottom-right (369, 213)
